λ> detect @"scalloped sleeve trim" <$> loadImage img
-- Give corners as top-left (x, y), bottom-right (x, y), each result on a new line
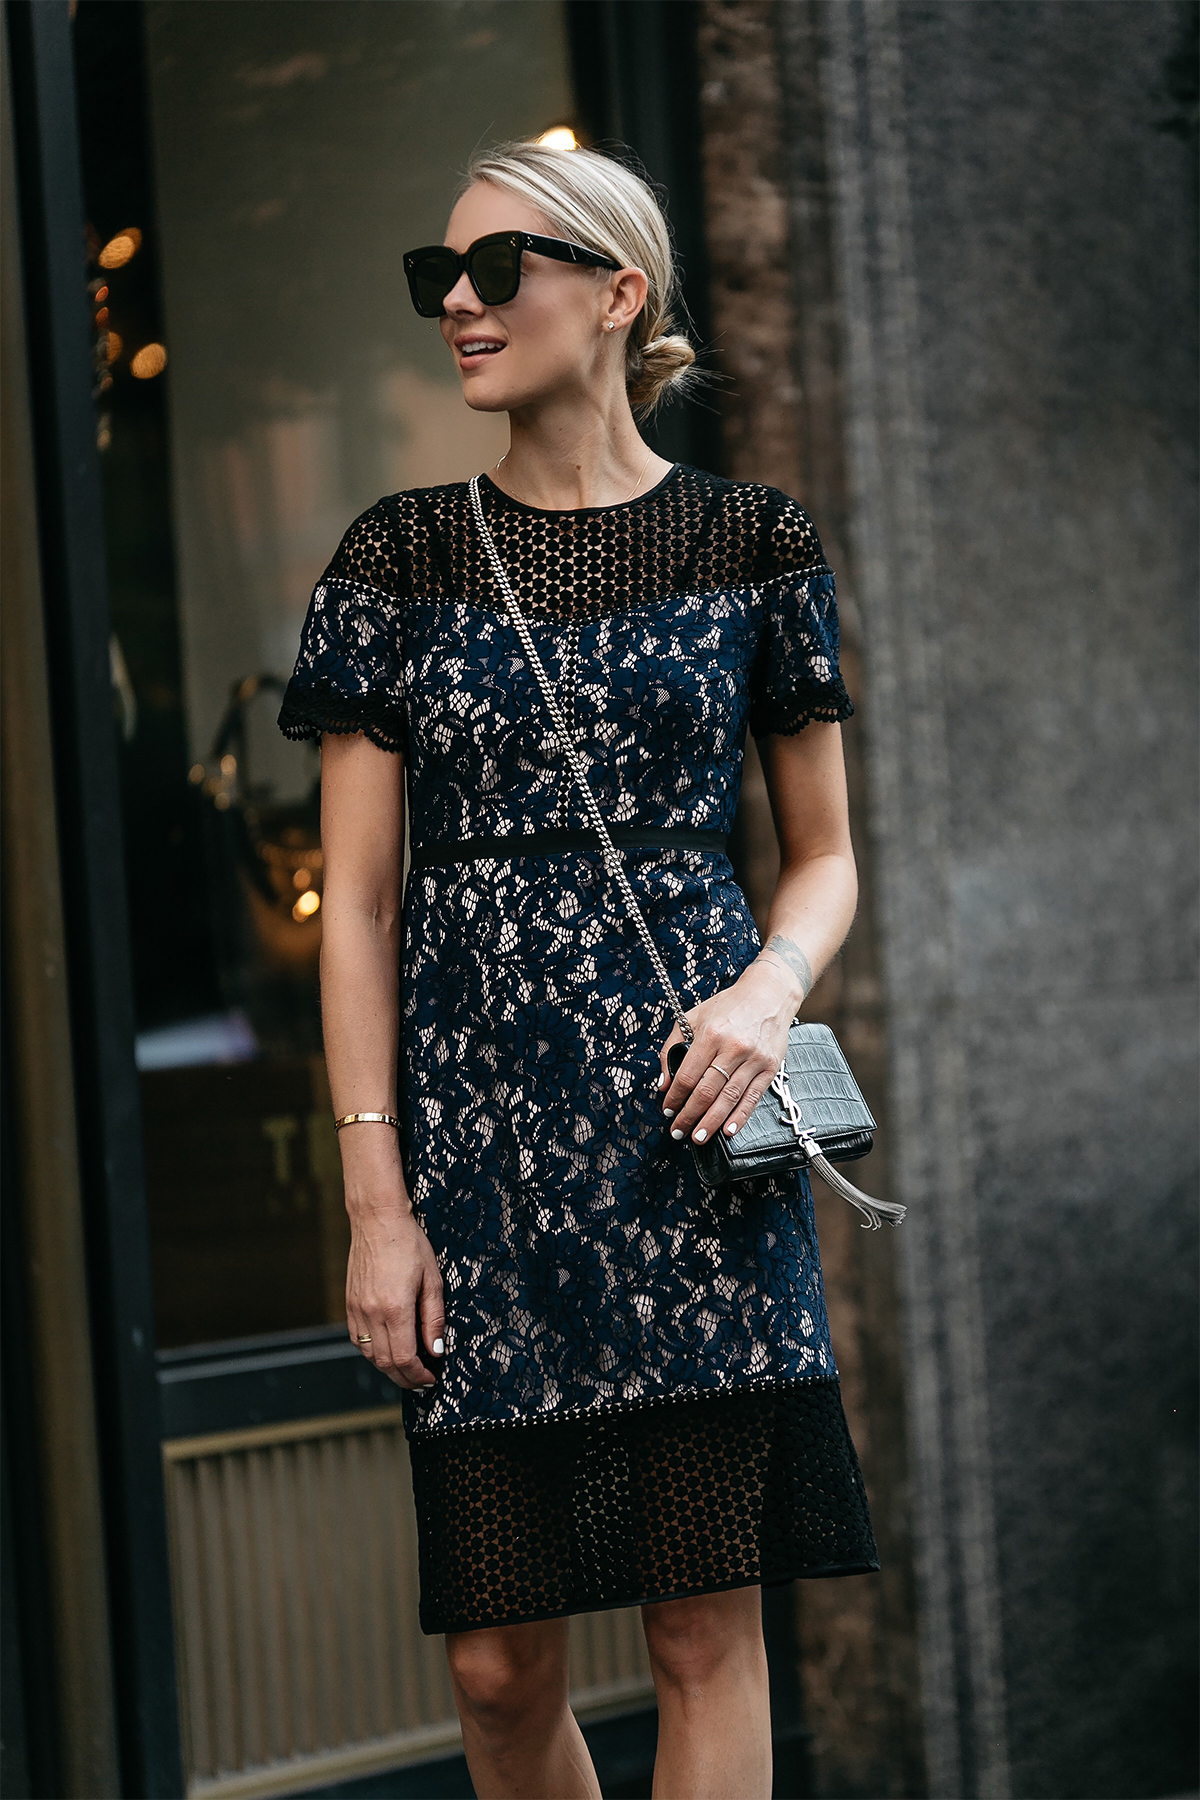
top-left (748, 565), bottom-right (855, 740)
top-left (277, 680), bottom-right (408, 755)
top-left (276, 571), bottom-right (409, 756)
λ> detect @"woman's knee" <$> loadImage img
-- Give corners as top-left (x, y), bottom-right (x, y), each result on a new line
top-left (642, 1587), bottom-right (765, 1692)
top-left (446, 1620), bottom-right (568, 1725)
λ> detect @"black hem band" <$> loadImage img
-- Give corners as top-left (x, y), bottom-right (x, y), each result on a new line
top-left (408, 1376), bottom-right (878, 1636)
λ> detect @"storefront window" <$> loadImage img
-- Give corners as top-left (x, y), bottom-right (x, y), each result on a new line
top-left (76, 0), bottom-right (575, 1347)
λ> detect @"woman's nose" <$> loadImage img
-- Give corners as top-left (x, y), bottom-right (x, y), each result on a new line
top-left (443, 270), bottom-right (482, 315)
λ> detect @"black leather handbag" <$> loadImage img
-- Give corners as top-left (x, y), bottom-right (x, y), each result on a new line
top-left (469, 475), bottom-right (905, 1231)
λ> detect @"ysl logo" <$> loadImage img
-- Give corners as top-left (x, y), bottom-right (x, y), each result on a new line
top-left (770, 1063), bottom-right (805, 1139)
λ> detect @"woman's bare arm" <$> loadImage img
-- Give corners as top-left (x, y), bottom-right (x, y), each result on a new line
top-left (320, 730), bottom-right (443, 1388)
top-left (658, 722), bottom-right (858, 1144)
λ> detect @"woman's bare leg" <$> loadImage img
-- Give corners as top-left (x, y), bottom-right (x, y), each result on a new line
top-left (642, 1587), bottom-right (772, 1800)
top-left (445, 1617), bottom-right (601, 1800)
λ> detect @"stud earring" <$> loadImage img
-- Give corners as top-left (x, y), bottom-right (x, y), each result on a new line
top-left (606, 321), bottom-right (615, 331)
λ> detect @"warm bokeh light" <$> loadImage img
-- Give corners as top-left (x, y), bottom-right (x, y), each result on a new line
top-left (219, 753), bottom-right (237, 776)
top-left (98, 227), bottom-right (142, 269)
top-left (292, 890), bottom-right (321, 922)
top-left (104, 330), bottom-right (123, 364)
top-left (188, 763), bottom-right (205, 785)
top-left (292, 868), bottom-right (313, 891)
top-left (131, 342), bottom-right (168, 379)
top-left (94, 284), bottom-right (109, 302)
top-left (537, 126), bottom-right (577, 150)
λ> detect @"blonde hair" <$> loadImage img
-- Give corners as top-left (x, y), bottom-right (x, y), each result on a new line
top-left (458, 140), bottom-right (701, 418)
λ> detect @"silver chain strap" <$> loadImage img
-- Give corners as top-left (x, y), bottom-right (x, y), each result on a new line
top-left (468, 474), bottom-right (696, 1047)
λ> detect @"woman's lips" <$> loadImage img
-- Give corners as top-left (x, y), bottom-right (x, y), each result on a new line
top-left (457, 339), bottom-right (506, 365)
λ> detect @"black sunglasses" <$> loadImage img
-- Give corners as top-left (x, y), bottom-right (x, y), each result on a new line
top-left (403, 230), bottom-right (621, 317)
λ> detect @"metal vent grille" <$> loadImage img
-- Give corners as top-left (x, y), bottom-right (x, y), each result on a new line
top-left (164, 1407), bottom-right (654, 1799)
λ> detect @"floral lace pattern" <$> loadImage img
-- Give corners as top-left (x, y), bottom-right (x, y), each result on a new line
top-left (278, 467), bottom-right (871, 1622)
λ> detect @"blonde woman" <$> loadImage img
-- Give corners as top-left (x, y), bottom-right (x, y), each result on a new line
top-left (279, 141), bottom-right (877, 1800)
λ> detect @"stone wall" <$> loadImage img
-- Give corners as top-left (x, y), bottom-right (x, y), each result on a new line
top-left (699, 3), bottom-right (1198, 1796)
top-left (699, 6), bottom-right (925, 1795)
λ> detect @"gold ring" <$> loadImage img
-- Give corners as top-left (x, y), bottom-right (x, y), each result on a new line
top-left (355, 1334), bottom-right (373, 1344)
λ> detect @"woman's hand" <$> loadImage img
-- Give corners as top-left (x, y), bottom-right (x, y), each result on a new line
top-left (346, 1202), bottom-right (445, 1390)
top-left (658, 958), bottom-right (797, 1147)
top-left (660, 723), bottom-right (860, 1149)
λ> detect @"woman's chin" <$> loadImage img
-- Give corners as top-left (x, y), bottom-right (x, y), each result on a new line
top-left (460, 372), bottom-right (555, 415)
top-left (461, 388), bottom-right (511, 414)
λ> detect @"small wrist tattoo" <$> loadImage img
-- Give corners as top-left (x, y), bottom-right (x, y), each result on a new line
top-left (759, 934), bottom-right (813, 1002)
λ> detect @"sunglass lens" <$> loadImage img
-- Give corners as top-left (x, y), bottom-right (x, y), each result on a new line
top-left (469, 239), bottom-right (521, 305)
top-left (409, 250), bottom-right (460, 317)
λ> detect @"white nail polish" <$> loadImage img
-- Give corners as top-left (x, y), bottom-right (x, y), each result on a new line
top-left (432, 1338), bottom-right (445, 1356)
top-left (694, 1128), bottom-right (707, 1142)
top-left (671, 1128), bottom-right (684, 1141)
top-left (725, 1120), bottom-right (739, 1135)
top-left (663, 1108), bottom-right (675, 1119)
top-left (656, 1072), bottom-right (666, 1089)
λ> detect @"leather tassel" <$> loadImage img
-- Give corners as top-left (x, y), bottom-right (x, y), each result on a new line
top-left (805, 1143), bottom-right (907, 1230)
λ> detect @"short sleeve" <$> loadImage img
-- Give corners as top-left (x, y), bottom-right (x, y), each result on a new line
top-left (747, 491), bottom-right (854, 740)
top-left (277, 500), bottom-right (409, 755)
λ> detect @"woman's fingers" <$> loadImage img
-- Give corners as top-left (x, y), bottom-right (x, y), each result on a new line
top-left (658, 1028), bottom-right (688, 1095)
top-left (420, 1274), bottom-right (447, 1366)
top-left (345, 1215), bottom-right (445, 1391)
top-left (380, 1305), bottom-right (438, 1389)
top-left (658, 1021), bottom-right (713, 1116)
top-left (660, 1009), bottom-right (788, 1145)
top-left (347, 1308), bottom-right (374, 1357)
top-left (714, 1064), bottom-right (776, 1138)
top-left (666, 1051), bottom-right (761, 1144)
top-left (349, 1300), bottom-right (439, 1390)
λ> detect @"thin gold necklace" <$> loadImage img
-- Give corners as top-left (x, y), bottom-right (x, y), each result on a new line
top-left (492, 446), bottom-right (655, 507)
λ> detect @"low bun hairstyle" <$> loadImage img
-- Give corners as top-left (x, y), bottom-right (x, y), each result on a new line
top-left (459, 140), bottom-right (702, 419)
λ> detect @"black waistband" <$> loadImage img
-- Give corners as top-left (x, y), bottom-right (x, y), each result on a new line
top-left (409, 827), bottom-right (730, 868)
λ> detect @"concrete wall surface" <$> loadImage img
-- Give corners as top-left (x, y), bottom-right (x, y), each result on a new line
top-left (810, 2), bottom-right (1198, 1795)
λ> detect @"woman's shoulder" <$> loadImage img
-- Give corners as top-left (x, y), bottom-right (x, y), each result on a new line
top-left (676, 467), bottom-right (830, 581)
top-left (320, 482), bottom-right (469, 600)
top-left (333, 481), bottom-right (465, 540)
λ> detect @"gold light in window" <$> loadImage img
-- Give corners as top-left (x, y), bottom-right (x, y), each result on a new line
top-left (98, 227), bottom-right (142, 269)
top-left (131, 342), bottom-right (168, 380)
top-left (537, 126), bottom-right (577, 151)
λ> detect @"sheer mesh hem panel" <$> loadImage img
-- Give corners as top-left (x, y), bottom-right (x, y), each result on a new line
top-left (277, 680), bottom-right (407, 754)
top-left (408, 1378), bottom-right (878, 1635)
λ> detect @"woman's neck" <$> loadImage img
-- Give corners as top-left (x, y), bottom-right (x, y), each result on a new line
top-left (488, 395), bottom-right (674, 510)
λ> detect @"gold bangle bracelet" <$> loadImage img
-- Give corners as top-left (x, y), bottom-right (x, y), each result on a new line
top-left (333, 1112), bottom-right (400, 1132)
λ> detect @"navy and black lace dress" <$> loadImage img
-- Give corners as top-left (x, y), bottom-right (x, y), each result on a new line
top-left (279, 463), bottom-right (879, 1634)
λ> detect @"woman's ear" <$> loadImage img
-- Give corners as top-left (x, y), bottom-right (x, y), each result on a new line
top-left (604, 265), bottom-right (648, 333)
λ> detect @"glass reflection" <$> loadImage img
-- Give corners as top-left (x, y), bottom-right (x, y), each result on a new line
top-left (75, 0), bottom-right (575, 1345)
